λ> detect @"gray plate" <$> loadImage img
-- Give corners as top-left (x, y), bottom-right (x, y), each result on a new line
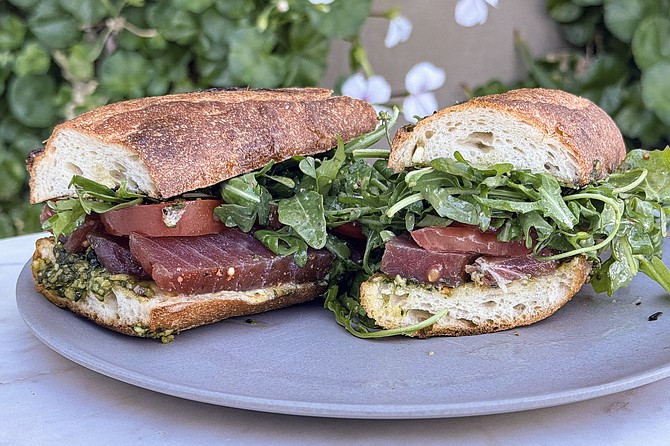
top-left (15, 250), bottom-right (670, 419)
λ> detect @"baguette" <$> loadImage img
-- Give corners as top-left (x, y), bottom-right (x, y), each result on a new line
top-left (389, 88), bottom-right (626, 186)
top-left (28, 87), bottom-right (378, 202)
top-left (32, 237), bottom-right (324, 342)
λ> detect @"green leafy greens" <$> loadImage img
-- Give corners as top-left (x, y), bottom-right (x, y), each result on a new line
top-left (43, 175), bottom-right (145, 240)
top-left (320, 146), bottom-right (670, 337)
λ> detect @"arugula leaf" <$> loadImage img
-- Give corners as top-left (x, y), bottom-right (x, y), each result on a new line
top-left (217, 173), bottom-right (271, 230)
top-left (277, 190), bottom-right (327, 249)
top-left (254, 227), bottom-right (309, 267)
top-left (617, 147), bottom-right (670, 203)
top-left (43, 175), bottom-right (145, 240)
top-left (537, 175), bottom-right (578, 230)
top-left (315, 137), bottom-right (346, 195)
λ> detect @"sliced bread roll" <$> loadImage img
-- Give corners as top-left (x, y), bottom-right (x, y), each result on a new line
top-left (28, 88), bottom-right (378, 203)
top-left (360, 256), bottom-right (591, 337)
top-left (389, 88), bottom-right (626, 186)
top-left (32, 237), bottom-right (324, 341)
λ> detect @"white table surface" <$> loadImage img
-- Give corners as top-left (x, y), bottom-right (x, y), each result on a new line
top-left (3, 232), bottom-right (670, 446)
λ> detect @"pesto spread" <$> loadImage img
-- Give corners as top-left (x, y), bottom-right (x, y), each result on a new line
top-left (33, 243), bottom-right (153, 302)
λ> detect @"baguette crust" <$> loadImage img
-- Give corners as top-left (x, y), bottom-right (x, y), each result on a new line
top-left (28, 88), bottom-right (378, 202)
top-left (389, 88), bottom-right (625, 186)
top-left (360, 256), bottom-right (591, 337)
top-left (31, 237), bottom-right (323, 340)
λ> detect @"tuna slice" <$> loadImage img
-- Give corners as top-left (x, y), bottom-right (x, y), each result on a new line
top-left (88, 232), bottom-right (151, 279)
top-left (381, 235), bottom-right (477, 287)
top-left (128, 230), bottom-right (333, 294)
top-left (465, 254), bottom-right (558, 288)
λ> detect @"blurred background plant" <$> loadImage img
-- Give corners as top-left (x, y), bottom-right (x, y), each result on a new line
top-left (468, 0), bottom-right (670, 151)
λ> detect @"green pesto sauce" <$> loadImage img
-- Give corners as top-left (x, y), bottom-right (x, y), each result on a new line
top-left (33, 244), bottom-right (152, 302)
top-left (33, 244), bottom-right (176, 342)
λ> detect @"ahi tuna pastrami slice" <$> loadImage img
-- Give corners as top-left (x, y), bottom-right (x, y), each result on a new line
top-left (128, 230), bottom-right (333, 294)
top-left (380, 226), bottom-right (558, 288)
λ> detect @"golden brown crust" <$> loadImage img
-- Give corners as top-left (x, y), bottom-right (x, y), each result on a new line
top-left (30, 88), bottom-right (378, 200)
top-left (146, 283), bottom-right (322, 334)
top-left (31, 237), bottom-right (323, 338)
top-left (390, 88), bottom-right (626, 185)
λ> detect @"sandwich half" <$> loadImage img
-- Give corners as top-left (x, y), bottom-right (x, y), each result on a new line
top-left (355, 88), bottom-right (665, 337)
top-left (27, 87), bottom-right (378, 341)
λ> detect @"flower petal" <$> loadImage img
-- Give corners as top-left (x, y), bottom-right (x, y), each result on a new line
top-left (403, 92), bottom-right (439, 122)
top-left (365, 75), bottom-right (392, 104)
top-left (385, 15), bottom-right (413, 48)
top-left (341, 73), bottom-right (368, 100)
top-left (310, 0), bottom-right (335, 4)
top-left (455, 0), bottom-right (489, 27)
top-left (405, 62), bottom-right (446, 95)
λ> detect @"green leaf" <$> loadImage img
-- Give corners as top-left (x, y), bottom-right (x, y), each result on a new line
top-left (641, 62), bottom-right (670, 126)
top-left (58, 41), bottom-right (97, 82)
top-left (304, 0), bottom-right (372, 39)
top-left (27, 2), bottom-right (81, 49)
top-left (559, 8), bottom-right (600, 46)
top-left (591, 236), bottom-right (637, 295)
top-left (0, 147), bottom-right (25, 201)
top-left (538, 175), bottom-right (578, 229)
top-left (618, 147), bottom-right (670, 202)
top-left (214, 203), bottom-right (258, 232)
top-left (7, 74), bottom-right (57, 128)
top-left (8, 0), bottom-right (40, 9)
top-left (547, 0), bottom-right (584, 23)
top-left (171, 0), bottom-right (216, 14)
top-left (278, 190), bottom-right (327, 249)
top-left (254, 227), bottom-right (309, 267)
top-left (146, 3), bottom-right (198, 45)
top-left (639, 255), bottom-right (670, 295)
top-left (632, 16), bottom-right (670, 70)
top-left (226, 27), bottom-right (285, 87)
top-left (316, 139), bottom-right (346, 195)
top-left (0, 14), bottom-right (26, 50)
top-left (196, 11), bottom-right (233, 61)
top-left (99, 51), bottom-right (154, 99)
top-left (283, 21), bottom-right (330, 86)
top-left (603, 0), bottom-right (646, 43)
top-left (13, 40), bottom-right (50, 76)
top-left (213, 0), bottom-right (255, 20)
top-left (57, 0), bottom-right (108, 25)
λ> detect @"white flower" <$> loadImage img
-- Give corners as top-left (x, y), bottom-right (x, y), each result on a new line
top-left (385, 15), bottom-right (413, 48)
top-left (310, 0), bottom-right (335, 4)
top-left (455, 0), bottom-right (499, 27)
top-left (403, 93), bottom-right (439, 122)
top-left (341, 73), bottom-right (392, 112)
top-left (402, 62), bottom-right (446, 121)
top-left (276, 0), bottom-right (289, 12)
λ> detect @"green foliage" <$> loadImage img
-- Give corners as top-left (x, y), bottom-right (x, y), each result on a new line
top-left (0, 0), bottom-right (373, 237)
top-left (469, 0), bottom-right (670, 151)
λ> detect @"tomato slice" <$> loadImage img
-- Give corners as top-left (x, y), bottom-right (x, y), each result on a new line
top-left (100, 199), bottom-right (226, 237)
top-left (411, 225), bottom-right (531, 256)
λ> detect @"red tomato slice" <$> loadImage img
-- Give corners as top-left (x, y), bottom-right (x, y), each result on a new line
top-left (411, 225), bottom-right (531, 256)
top-left (101, 199), bottom-right (226, 237)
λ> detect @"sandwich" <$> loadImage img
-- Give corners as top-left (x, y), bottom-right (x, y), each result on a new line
top-left (26, 87), bottom-right (378, 342)
top-left (323, 88), bottom-right (670, 338)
